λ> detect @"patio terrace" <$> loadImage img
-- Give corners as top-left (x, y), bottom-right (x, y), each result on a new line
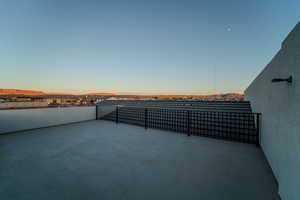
top-left (0, 120), bottom-right (279, 200)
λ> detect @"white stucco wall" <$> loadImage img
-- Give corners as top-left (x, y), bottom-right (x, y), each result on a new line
top-left (245, 22), bottom-right (300, 200)
top-left (0, 102), bottom-right (48, 109)
top-left (0, 106), bottom-right (96, 134)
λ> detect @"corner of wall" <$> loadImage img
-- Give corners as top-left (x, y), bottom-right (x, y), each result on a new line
top-left (282, 21), bottom-right (300, 49)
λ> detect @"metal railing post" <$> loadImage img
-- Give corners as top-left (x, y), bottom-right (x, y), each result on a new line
top-left (145, 108), bottom-right (148, 129)
top-left (256, 113), bottom-right (260, 147)
top-left (95, 105), bottom-right (98, 120)
top-left (187, 110), bottom-right (190, 136)
top-left (116, 106), bottom-right (119, 124)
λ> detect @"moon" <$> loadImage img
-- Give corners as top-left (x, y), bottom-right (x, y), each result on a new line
top-left (227, 27), bottom-right (232, 32)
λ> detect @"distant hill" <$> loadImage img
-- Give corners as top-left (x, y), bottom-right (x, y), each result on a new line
top-left (45, 92), bottom-right (74, 96)
top-left (0, 89), bottom-right (243, 99)
top-left (0, 89), bottom-right (115, 96)
top-left (84, 93), bottom-right (116, 96)
top-left (0, 89), bottom-right (46, 96)
top-left (115, 93), bottom-right (244, 99)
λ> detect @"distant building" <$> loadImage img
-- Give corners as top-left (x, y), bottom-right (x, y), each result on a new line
top-left (106, 97), bottom-right (137, 101)
top-left (14, 97), bottom-right (33, 102)
top-left (44, 97), bottom-right (78, 105)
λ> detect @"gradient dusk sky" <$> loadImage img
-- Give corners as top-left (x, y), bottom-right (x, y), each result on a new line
top-left (0, 0), bottom-right (299, 95)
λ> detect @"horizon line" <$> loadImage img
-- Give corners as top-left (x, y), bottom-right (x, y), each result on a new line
top-left (0, 88), bottom-right (244, 96)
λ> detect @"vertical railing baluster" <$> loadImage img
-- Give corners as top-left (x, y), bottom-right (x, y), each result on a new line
top-left (145, 108), bottom-right (148, 129)
top-left (256, 113), bottom-right (260, 147)
top-left (95, 105), bottom-right (98, 120)
top-left (187, 110), bottom-right (190, 136)
top-left (116, 106), bottom-right (119, 124)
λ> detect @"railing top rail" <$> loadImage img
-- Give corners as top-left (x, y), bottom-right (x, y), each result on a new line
top-left (99, 100), bottom-right (250, 103)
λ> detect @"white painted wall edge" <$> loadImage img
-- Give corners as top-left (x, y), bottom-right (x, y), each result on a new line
top-left (0, 106), bottom-right (96, 134)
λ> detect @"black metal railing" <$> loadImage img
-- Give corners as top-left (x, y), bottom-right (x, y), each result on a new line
top-left (98, 106), bottom-right (261, 145)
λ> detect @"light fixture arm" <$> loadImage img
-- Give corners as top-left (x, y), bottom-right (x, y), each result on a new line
top-left (271, 76), bottom-right (293, 83)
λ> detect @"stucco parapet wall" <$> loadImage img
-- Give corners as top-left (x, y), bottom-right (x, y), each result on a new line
top-left (282, 21), bottom-right (300, 49)
top-left (244, 21), bottom-right (300, 200)
top-left (245, 21), bottom-right (300, 94)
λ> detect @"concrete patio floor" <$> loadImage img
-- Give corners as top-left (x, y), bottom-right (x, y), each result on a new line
top-left (0, 120), bottom-right (279, 200)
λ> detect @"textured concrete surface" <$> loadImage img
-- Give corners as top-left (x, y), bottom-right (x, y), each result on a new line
top-left (0, 120), bottom-right (279, 200)
top-left (245, 22), bottom-right (300, 200)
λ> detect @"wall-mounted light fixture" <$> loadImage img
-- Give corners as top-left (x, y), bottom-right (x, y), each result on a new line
top-left (271, 76), bottom-right (293, 83)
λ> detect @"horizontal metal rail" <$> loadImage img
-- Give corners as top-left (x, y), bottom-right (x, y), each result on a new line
top-left (98, 106), bottom-right (261, 145)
